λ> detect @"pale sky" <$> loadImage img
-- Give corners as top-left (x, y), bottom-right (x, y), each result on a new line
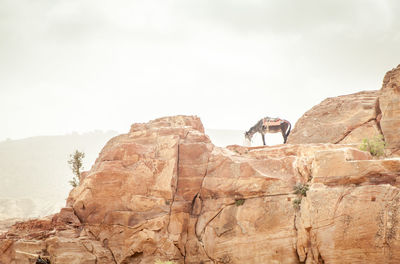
top-left (1, 0), bottom-right (400, 142)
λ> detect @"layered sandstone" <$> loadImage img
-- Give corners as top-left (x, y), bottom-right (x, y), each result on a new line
top-left (380, 64), bottom-right (400, 151)
top-left (1, 114), bottom-right (400, 264)
top-left (1, 66), bottom-right (400, 264)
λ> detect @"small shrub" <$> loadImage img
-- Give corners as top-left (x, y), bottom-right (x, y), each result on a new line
top-left (68, 150), bottom-right (85, 187)
top-left (293, 198), bottom-right (301, 210)
top-left (359, 135), bottom-right (386, 157)
top-left (293, 183), bottom-right (308, 211)
top-left (293, 183), bottom-right (309, 197)
top-left (235, 199), bottom-right (245, 206)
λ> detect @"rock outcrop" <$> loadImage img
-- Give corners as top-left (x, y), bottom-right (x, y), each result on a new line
top-left (380, 65), bottom-right (400, 152)
top-left (288, 64), bottom-right (400, 155)
top-left (2, 115), bottom-right (400, 264)
top-left (1, 66), bottom-right (400, 264)
top-left (287, 90), bottom-right (381, 144)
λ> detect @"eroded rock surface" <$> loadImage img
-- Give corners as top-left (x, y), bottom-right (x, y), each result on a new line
top-left (2, 66), bottom-right (400, 264)
top-left (1, 114), bottom-right (400, 264)
top-left (287, 90), bottom-right (381, 144)
top-left (380, 64), bottom-right (400, 152)
top-left (288, 64), bottom-right (400, 152)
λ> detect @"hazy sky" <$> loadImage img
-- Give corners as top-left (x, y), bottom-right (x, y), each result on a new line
top-left (1, 0), bottom-right (400, 142)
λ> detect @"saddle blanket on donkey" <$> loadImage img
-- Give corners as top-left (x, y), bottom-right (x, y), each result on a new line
top-left (262, 117), bottom-right (283, 128)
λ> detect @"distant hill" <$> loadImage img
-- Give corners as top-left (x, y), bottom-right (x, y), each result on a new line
top-left (0, 131), bottom-right (118, 201)
top-left (205, 129), bottom-right (245, 147)
top-left (0, 197), bottom-right (64, 220)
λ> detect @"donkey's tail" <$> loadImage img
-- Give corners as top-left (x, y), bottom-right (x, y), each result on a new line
top-left (284, 120), bottom-right (291, 143)
top-left (286, 121), bottom-right (291, 137)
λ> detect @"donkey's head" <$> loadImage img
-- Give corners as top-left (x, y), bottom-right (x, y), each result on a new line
top-left (244, 131), bottom-right (252, 146)
top-left (245, 131), bottom-right (252, 141)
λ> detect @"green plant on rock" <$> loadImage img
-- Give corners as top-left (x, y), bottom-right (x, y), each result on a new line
top-left (293, 198), bottom-right (301, 210)
top-left (235, 199), bottom-right (245, 206)
top-left (293, 183), bottom-right (309, 197)
top-left (292, 183), bottom-right (309, 211)
top-left (68, 150), bottom-right (85, 187)
top-left (359, 135), bottom-right (386, 157)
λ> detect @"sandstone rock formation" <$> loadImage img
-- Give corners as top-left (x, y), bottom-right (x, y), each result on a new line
top-left (380, 64), bottom-right (400, 152)
top-left (288, 64), bottom-right (400, 155)
top-left (287, 90), bottom-right (381, 144)
top-left (1, 114), bottom-right (400, 264)
top-left (1, 66), bottom-right (400, 264)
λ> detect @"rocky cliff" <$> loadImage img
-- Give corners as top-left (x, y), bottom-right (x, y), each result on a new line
top-left (1, 66), bottom-right (400, 264)
top-left (288, 64), bottom-right (400, 156)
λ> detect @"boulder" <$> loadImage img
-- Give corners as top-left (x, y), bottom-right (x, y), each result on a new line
top-left (287, 90), bottom-right (380, 144)
top-left (288, 64), bottom-right (400, 157)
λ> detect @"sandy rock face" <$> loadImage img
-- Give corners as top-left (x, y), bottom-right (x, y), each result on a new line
top-left (288, 65), bottom-right (400, 154)
top-left (296, 183), bottom-right (400, 264)
top-left (380, 64), bottom-right (400, 151)
top-left (68, 115), bottom-right (213, 263)
top-left (1, 114), bottom-right (400, 263)
top-left (287, 90), bottom-right (381, 144)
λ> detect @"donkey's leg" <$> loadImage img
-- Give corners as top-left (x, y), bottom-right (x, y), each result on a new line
top-left (262, 133), bottom-right (266, 145)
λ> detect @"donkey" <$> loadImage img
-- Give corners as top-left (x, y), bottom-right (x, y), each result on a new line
top-left (245, 117), bottom-right (291, 145)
